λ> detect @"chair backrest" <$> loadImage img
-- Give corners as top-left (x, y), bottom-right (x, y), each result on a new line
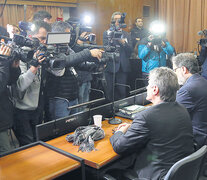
top-left (164, 145), bottom-right (207, 180)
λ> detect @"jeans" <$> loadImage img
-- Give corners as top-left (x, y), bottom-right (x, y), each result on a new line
top-left (0, 130), bottom-right (12, 155)
top-left (49, 97), bottom-right (78, 120)
top-left (78, 81), bottom-right (91, 112)
top-left (13, 108), bottom-right (43, 146)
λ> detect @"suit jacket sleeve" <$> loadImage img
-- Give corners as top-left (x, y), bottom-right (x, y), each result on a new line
top-left (121, 31), bottom-right (132, 57)
top-left (138, 44), bottom-right (151, 60)
top-left (176, 89), bottom-right (195, 113)
top-left (110, 113), bottom-right (149, 154)
top-left (199, 46), bottom-right (207, 65)
top-left (0, 59), bottom-right (10, 94)
top-left (103, 31), bottom-right (108, 46)
top-left (161, 42), bottom-right (174, 55)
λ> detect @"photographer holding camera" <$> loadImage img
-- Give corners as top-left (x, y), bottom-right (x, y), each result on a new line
top-left (138, 21), bottom-right (174, 86)
top-left (45, 21), bottom-right (102, 120)
top-left (12, 20), bottom-right (53, 146)
top-left (0, 26), bottom-right (21, 154)
top-left (72, 31), bottom-right (98, 112)
top-left (103, 12), bottom-right (132, 102)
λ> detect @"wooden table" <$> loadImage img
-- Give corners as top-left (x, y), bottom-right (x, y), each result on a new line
top-left (47, 118), bottom-right (132, 169)
top-left (0, 144), bottom-right (81, 180)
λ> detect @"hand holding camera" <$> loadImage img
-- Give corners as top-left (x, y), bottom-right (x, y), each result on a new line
top-left (0, 44), bottom-right (11, 56)
top-left (90, 49), bottom-right (104, 60)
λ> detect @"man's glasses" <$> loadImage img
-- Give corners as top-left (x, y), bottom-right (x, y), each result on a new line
top-left (173, 67), bottom-right (181, 72)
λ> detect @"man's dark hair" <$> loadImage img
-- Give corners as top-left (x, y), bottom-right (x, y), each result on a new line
top-left (135, 17), bottom-right (143, 23)
top-left (29, 20), bottom-right (51, 35)
top-left (33, 10), bottom-right (52, 22)
top-left (172, 53), bottom-right (199, 74)
top-left (52, 21), bottom-right (72, 32)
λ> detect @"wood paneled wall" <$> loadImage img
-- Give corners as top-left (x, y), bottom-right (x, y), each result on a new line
top-left (77, 0), bottom-right (156, 45)
top-left (0, 0), bottom-right (77, 7)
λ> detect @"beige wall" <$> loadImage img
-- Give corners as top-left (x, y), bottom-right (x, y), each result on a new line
top-left (77, 0), bottom-right (156, 45)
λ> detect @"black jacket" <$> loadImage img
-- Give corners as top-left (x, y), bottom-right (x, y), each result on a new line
top-left (130, 26), bottom-right (149, 49)
top-left (46, 49), bottom-right (94, 100)
top-left (72, 44), bottom-right (94, 84)
top-left (110, 102), bottom-right (194, 180)
top-left (0, 59), bottom-right (20, 132)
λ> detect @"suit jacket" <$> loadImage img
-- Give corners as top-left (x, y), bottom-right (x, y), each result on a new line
top-left (0, 59), bottom-right (20, 132)
top-left (176, 73), bottom-right (207, 148)
top-left (198, 46), bottom-right (207, 80)
top-left (130, 26), bottom-right (149, 49)
top-left (103, 30), bottom-right (132, 73)
top-left (110, 102), bottom-right (194, 180)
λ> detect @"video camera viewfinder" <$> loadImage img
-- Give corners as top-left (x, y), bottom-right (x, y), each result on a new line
top-left (46, 32), bottom-right (71, 45)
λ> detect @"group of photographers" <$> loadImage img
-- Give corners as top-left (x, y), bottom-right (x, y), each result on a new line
top-left (0, 11), bottom-right (103, 152)
top-left (0, 10), bottom-right (176, 154)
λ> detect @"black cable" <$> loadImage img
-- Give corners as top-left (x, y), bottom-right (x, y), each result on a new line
top-left (0, 0), bottom-right (7, 18)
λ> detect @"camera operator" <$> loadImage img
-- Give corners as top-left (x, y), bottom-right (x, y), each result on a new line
top-left (32, 10), bottom-right (52, 24)
top-left (103, 12), bottom-right (132, 102)
top-left (12, 21), bottom-right (53, 146)
top-left (138, 21), bottom-right (174, 86)
top-left (0, 26), bottom-right (21, 154)
top-left (45, 21), bottom-right (102, 120)
top-left (72, 31), bottom-right (99, 112)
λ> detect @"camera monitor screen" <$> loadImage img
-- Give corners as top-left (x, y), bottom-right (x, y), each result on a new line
top-left (46, 32), bottom-right (71, 45)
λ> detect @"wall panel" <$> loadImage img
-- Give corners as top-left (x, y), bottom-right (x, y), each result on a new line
top-left (77, 0), bottom-right (156, 45)
top-left (0, 0), bottom-right (77, 7)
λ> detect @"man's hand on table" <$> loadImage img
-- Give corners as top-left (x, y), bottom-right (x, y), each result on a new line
top-left (115, 123), bottom-right (131, 134)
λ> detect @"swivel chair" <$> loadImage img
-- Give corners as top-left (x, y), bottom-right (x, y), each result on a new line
top-left (164, 145), bottom-right (207, 180)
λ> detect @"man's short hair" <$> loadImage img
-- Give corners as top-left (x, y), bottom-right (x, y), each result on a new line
top-left (111, 12), bottom-right (122, 22)
top-left (149, 67), bottom-right (179, 102)
top-left (171, 53), bottom-right (199, 74)
top-left (29, 20), bottom-right (51, 35)
top-left (33, 10), bottom-right (52, 21)
top-left (135, 17), bottom-right (143, 23)
top-left (52, 21), bottom-right (73, 32)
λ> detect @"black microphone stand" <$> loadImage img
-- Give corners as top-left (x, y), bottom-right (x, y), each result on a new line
top-left (108, 52), bottom-right (122, 124)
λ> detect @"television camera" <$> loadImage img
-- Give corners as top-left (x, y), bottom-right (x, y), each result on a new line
top-left (84, 12), bottom-right (127, 64)
top-left (0, 33), bottom-right (71, 70)
top-left (198, 29), bottom-right (207, 47)
top-left (107, 12), bottom-right (127, 40)
top-left (66, 17), bottom-right (96, 47)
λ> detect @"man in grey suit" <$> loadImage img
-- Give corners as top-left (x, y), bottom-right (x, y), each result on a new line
top-left (110, 67), bottom-right (194, 180)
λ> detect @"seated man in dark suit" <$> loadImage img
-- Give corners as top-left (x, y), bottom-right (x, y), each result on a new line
top-left (172, 53), bottom-right (207, 149)
top-left (110, 67), bottom-right (194, 180)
